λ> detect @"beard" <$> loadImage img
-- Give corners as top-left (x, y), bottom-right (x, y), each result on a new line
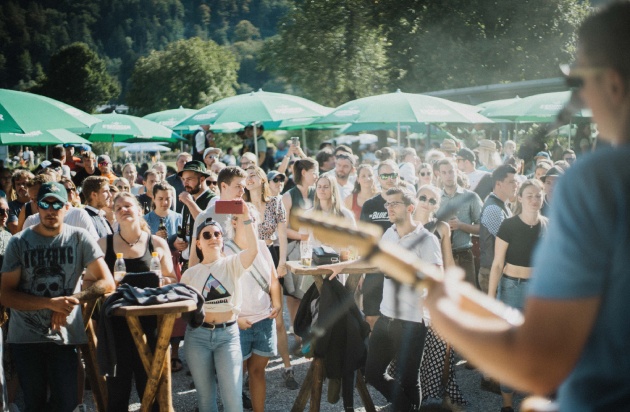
top-left (186, 185), bottom-right (200, 195)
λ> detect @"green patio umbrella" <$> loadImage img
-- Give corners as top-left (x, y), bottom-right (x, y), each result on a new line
top-left (79, 113), bottom-right (184, 143)
top-left (143, 107), bottom-right (197, 131)
top-left (0, 128), bottom-right (91, 146)
top-left (314, 89), bottom-right (492, 147)
top-left (482, 91), bottom-right (592, 122)
top-left (176, 89), bottom-right (331, 157)
top-left (0, 88), bottom-right (101, 133)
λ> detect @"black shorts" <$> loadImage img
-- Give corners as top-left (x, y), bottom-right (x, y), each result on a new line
top-left (362, 273), bottom-right (384, 316)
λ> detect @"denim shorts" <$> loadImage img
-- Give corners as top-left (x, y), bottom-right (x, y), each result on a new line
top-left (239, 318), bottom-right (277, 360)
top-left (497, 274), bottom-right (529, 311)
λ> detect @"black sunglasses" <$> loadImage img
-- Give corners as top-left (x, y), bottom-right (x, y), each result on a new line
top-left (0, 208), bottom-right (9, 216)
top-left (208, 181), bottom-right (218, 186)
top-left (419, 172), bottom-right (431, 177)
top-left (418, 195), bottom-right (438, 206)
top-left (272, 176), bottom-right (286, 183)
top-left (201, 231), bottom-right (223, 240)
top-left (38, 199), bottom-right (65, 210)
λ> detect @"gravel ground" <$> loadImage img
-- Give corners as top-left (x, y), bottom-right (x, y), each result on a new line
top-left (76, 307), bottom-right (525, 412)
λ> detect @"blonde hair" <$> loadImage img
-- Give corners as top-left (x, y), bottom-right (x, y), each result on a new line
top-left (112, 192), bottom-right (151, 233)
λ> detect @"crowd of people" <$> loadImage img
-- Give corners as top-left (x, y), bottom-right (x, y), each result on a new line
top-left (0, 3), bottom-right (628, 411)
top-left (0, 118), bottom-right (590, 412)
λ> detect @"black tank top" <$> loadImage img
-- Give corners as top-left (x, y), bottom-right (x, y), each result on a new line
top-left (104, 233), bottom-right (154, 274)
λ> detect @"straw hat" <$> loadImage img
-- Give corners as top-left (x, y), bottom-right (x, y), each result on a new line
top-left (440, 139), bottom-right (458, 153)
top-left (478, 139), bottom-right (497, 151)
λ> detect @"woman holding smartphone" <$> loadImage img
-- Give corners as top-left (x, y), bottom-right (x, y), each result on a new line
top-left (181, 204), bottom-right (258, 412)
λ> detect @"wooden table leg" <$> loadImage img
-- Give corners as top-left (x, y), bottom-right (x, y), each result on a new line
top-left (309, 358), bottom-right (324, 412)
top-left (126, 314), bottom-right (176, 412)
top-left (80, 320), bottom-right (108, 412)
top-left (291, 360), bottom-right (316, 412)
top-left (356, 370), bottom-right (376, 412)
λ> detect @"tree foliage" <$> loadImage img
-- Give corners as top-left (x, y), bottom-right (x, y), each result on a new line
top-left (259, 0), bottom-right (391, 107)
top-left (36, 42), bottom-right (120, 113)
top-left (126, 37), bottom-right (239, 115)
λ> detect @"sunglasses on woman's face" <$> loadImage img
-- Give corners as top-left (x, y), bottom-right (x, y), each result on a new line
top-left (201, 231), bottom-right (223, 240)
top-left (38, 199), bottom-right (65, 210)
top-left (418, 195), bottom-right (438, 206)
top-left (0, 208), bottom-right (9, 216)
top-left (272, 176), bottom-right (285, 183)
top-left (419, 172), bottom-right (431, 177)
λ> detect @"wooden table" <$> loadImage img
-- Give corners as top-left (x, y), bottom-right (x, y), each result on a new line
top-left (112, 300), bottom-right (197, 412)
top-left (286, 260), bottom-right (380, 412)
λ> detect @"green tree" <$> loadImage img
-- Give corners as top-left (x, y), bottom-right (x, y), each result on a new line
top-left (126, 37), bottom-right (239, 115)
top-left (371, 0), bottom-right (590, 93)
top-left (37, 42), bottom-right (120, 112)
top-left (260, 0), bottom-right (391, 107)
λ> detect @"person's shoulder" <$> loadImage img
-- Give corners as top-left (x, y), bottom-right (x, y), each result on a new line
top-left (63, 224), bottom-right (92, 239)
top-left (364, 193), bottom-right (382, 205)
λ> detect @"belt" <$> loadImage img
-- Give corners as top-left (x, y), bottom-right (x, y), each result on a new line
top-left (452, 248), bottom-right (472, 255)
top-left (502, 274), bottom-right (529, 282)
top-left (201, 321), bottom-right (236, 329)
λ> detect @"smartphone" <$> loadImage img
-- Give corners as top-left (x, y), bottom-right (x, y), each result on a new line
top-left (215, 200), bottom-right (245, 214)
top-left (291, 136), bottom-right (300, 147)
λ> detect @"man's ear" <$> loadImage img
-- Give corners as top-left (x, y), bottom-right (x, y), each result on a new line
top-left (607, 69), bottom-right (628, 104)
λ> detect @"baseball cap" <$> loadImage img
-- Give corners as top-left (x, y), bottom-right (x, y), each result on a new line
top-left (457, 148), bottom-right (475, 163)
top-left (195, 217), bottom-right (223, 238)
top-left (267, 171), bottom-right (285, 181)
top-left (97, 155), bottom-right (112, 165)
top-left (535, 151), bottom-right (551, 160)
top-left (37, 182), bottom-right (68, 203)
top-left (541, 166), bottom-right (565, 183)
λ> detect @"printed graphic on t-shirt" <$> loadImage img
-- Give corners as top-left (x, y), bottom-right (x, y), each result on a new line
top-left (202, 273), bottom-right (231, 304)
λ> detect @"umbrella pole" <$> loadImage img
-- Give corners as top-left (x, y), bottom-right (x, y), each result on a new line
top-left (568, 120), bottom-right (573, 149)
top-left (253, 122), bottom-right (258, 164)
top-left (426, 123), bottom-right (431, 150)
top-left (397, 122), bottom-right (401, 149)
top-left (302, 128), bottom-right (307, 152)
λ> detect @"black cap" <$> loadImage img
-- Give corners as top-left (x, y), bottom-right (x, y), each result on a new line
top-left (457, 148), bottom-right (475, 163)
top-left (541, 166), bottom-right (565, 183)
top-left (178, 160), bottom-right (211, 177)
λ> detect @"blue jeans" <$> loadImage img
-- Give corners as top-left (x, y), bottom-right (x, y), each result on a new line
top-left (498, 275), bottom-right (529, 393)
top-left (185, 324), bottom-right (243, 412)
top-left (10, 342), bottom-right (78, 412)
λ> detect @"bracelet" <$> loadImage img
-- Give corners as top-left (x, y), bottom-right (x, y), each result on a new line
top-left (243, 219), bottom-right (252, 225)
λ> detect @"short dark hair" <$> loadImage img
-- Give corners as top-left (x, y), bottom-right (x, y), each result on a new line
top-left (315, 149), bottom-right (334, 170)
top-left (333, 145), bottom-right (353, 156)
top-left (436, 158), bottom-right (455, 170)
top-left (217, 166), bottom-right (247, 192)
top-left (385, 187), bottom-right (417, 207)
top-left (492, 165), bottom-right (517, 187)
top-left (51, 145), bottom-right (65, 161)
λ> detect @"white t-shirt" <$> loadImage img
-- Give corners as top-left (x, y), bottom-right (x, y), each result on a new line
top-left (224, 239), bottom-right (274, 323)
top-left (23, 206), bottom-right (99, 240)
top-left (399, 162), bottom-right (418, 186)
top-left (180, 253), bottom-right (247, 315)
top-left (380, 224), bottom-right (442, 323)
top-left (466, 169), bottom-right (490, 191)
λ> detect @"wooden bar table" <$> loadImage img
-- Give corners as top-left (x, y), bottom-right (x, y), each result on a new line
top-left (286, 260), bottom-right (380, 412)
top-left (112, 300), bottom-right (197, 412)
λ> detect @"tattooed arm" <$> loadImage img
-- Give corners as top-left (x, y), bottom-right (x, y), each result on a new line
top-left (78, 256), bottom-right (115, 301)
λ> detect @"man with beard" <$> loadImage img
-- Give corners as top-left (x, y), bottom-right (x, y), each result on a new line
top-left (0, 182), bottom-right (115, 412)
top-left (173, 161), bottom-right (214, 263)
top-left (330, 152), bottom-right (355, 201)
top-left (7, 169), bottom-right (34, 234)
top-left (82, 176), bottom-right (113, 238)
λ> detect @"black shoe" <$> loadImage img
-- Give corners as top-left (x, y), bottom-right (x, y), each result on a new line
top-left (500, 407), bottom-right (514, 412)
top-left (283, 368), bottom-right (299, 390)
top-left (242, 391), bottom-right (252, 410)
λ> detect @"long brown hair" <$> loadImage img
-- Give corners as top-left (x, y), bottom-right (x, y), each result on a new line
top-left (313, 175), bottom-right (344, 217)
top-left (352, 164), bottom-right (378, 195)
